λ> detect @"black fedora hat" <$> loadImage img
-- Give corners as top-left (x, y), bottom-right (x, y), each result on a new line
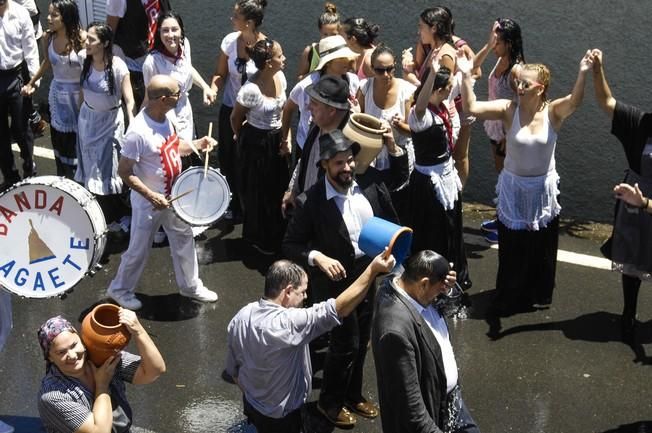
top-left (306, 76), bottom-right (350, 110)
top-left (317, 129), bottom-right (361, 166)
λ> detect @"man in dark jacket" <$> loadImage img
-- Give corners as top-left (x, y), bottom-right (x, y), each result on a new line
top-left (282, 129), bottom-right (398, 428)
top-left (372, 250), bottom-right (480, 433)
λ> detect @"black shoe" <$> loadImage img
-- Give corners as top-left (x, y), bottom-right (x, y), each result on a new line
top-left (22, 161), bottom-right (37, 178)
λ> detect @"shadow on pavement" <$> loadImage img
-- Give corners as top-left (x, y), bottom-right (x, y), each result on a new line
top-left (599, 421), bottom-right (652, 433)
top-left (487, 311), bottom-right (652, 364)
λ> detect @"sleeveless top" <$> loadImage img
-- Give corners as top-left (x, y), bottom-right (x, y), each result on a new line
top-left (484, 60), bottom-right (516, 142)
top-left (48, 39), bottom-right (82, 83)
top-left (504, 104), bottom-right (557, 177)
top-left (357, 49), bottom-right (371, 79)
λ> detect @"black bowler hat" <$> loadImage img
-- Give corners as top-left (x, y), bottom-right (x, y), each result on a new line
top-left (317, 130), bottom-right (361, 166)
top-left (306, 76), bottom-right (350, 110)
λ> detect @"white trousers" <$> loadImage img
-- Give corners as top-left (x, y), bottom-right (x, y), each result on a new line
top-left (108, 204), bottom-right (204, 296)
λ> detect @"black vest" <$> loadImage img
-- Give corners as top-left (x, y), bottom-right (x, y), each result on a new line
top-left (411, 116), bottom-right (450, 166)
top-left (114, 0), bottom-right (171, 60)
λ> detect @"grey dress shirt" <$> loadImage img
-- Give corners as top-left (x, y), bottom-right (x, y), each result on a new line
top-left (225, 298), bottom-right (341, 418)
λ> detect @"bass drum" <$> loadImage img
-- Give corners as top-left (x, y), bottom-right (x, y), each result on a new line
top-left (170, 166), bottom-right (231, 226)
top-left (0, 176), bottom-right (106, 298)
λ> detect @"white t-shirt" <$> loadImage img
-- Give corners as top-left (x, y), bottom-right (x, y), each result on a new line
top-left (79, 51), bottom-right (129, 111)
top-left (121, 110), bottom-right (182, 208)
top-left (220, 31), bottom-right (258, 107)
top-left (236, 72), bottom-right (287, 130)
top-left (288, 71), bottom-right (359, 148)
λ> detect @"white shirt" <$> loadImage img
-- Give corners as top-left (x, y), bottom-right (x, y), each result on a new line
top-left (121, 110), bottom-right (181, 209)
top-left (0, 0), bottom-right (39, 77)
top-left (393, 281), bottom-right (459, 393)
top-left (236, 72), bottom-right (287, 130)
top-left (11, 0), bottom-right (41, 39)
top-left (106, 0), bottom-right (152, 70)
top-left (220, 31), bottom-right (258, 107)
top-left (308, 177), bottom-right (374, 265)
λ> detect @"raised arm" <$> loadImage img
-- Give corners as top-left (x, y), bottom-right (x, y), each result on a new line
top-left (118, 309), bottom-right (166, 385)
top-left (457, 50), bottom-right (510, 121)
top-left (473, 21), bottom-right (499, 71)
top-left (413, 56), bottom-right (439, 119)
top-left (591, 48), bottom-right (616, 118)
top-left (549, 50), bottom-right (593, 129)
top-left (335, 251), bottom-right (395, 317)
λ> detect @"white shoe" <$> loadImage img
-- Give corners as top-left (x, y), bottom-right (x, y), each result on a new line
top-left (0, 420), bottom-right (14, 433)
top-left (180, 286), bottom-right (218, 303)
top-left (107, 288), bottom-right (143, 310)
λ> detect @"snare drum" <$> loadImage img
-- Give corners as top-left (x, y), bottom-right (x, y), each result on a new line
top-left (0, 176), bottom-right (107, 298)
top-left (170, 167), bottom-right (231, 226)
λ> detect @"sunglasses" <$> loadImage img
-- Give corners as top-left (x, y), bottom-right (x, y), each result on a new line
top-left (373, 65), bottom-right (395, 74)
top-left (515, 78), bottom-right (543, 90)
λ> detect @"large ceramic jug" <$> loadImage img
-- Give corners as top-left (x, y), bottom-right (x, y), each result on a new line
top-left (81, 303), bottom-right (130, 366)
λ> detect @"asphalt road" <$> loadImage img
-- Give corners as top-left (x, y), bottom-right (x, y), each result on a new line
top-left (0, 135), bottom-right (650, 433)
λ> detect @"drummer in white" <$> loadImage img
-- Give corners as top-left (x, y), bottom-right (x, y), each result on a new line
top-left (107, 74), bottom-right (218, 310)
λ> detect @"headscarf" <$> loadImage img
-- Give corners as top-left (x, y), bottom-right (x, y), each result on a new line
top-left (37, 316), bottom-right (77, 361)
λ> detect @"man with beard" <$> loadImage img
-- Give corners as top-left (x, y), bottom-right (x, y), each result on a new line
top-left (282, 129), bottom-right (398, 428)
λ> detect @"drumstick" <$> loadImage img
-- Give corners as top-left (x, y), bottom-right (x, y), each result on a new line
top-left (168, 188), bottom-right (195, 204)
top-left (203, 122), bottom-right (213, 179)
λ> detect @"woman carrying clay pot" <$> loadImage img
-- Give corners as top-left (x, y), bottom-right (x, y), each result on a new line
top-left (37, 311), bottom-right (165, 433)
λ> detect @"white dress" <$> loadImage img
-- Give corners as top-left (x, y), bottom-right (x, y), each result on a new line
top-left (75, 52), bottom-right (128, 195)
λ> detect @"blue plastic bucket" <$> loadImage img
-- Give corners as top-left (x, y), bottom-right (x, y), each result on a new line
top-left (358, 216), bottom-right (413, 265)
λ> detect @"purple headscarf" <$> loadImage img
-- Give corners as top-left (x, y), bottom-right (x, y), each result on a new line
top-left (37, 316), bottom-right (77, 360)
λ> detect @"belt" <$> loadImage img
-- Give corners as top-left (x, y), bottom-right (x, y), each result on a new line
top-left (0, 64), bottom-right (22, 77)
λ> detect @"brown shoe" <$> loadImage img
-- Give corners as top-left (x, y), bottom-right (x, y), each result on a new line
top-left (316, 404), bottom-right (356, 428)
top-left (31, 119), bottom-right (48, 136)
top-left (345, 400), bottom-right (379, 419)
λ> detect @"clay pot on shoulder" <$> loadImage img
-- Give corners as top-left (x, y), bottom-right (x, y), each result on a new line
top-left (81, 303), bottom-right (131, 366)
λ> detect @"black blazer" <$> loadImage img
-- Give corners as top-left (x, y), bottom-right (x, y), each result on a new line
top-left (282, 173), bottom-right (398, 298)
top-left (372, 278), bottom-right (449, 433)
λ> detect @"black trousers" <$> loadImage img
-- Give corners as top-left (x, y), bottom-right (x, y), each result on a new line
top-left (243, 396), bottom-right (302, 433)
top-left (318, 257), bottom-right (374, 412)
top-left (0, 68), bottom-right (34, 184)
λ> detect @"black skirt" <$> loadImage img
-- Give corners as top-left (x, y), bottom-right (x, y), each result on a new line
top-left (495, 216), bottom-right (559, 310)
top-left (237, 123), bottom-right (290, 252)
top-left (404, 170), bottom-right (470, 287)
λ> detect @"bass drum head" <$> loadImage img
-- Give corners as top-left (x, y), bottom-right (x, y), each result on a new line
top-left (171, 167), bottom-right (231, 226)
top-left (0, 176), bottom-right (106, 298)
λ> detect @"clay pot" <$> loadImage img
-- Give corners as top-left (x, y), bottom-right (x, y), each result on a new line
top-left (342, 113), bottom-right (386, 175)
top-left (81, 304), bottom-right (130, 367)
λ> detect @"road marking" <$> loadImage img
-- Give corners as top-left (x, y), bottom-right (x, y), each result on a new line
top-left (13, 143), bottom-right (615, 272)
top-left (465, 233), bottom-right (612, 271)
top-left (13, 143), bottom-right (55, 160)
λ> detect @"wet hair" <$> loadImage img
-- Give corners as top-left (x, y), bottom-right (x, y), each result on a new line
top-left (412, 66), bottom-right (452, 102)
top-left (80, 22), bottom-right (115, 95)
top-left (495, 18), bottom-right (525, 77)
top-left (318, 2), bottom-right (339, 28)
top-left (152, 11), bottom-right (186, 57)
top-left (264, 260), bottom-right (307, 298)
top-left (246, 38), bottom-right (276, 69)
top-left (50, 0), bottom-right (84, 52)
top-left (236, 0), bottom-right (267, 28)
top-left (420, 7), bottom-right (453, 45)
top-left (523, 63), bottom-right (551, 102)
top-left (402, 250), bottom-right (449, 284)
top-left (370, 44), bottom-right (394, 66)
top-left (342, 17), bottom-right (379, 47)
